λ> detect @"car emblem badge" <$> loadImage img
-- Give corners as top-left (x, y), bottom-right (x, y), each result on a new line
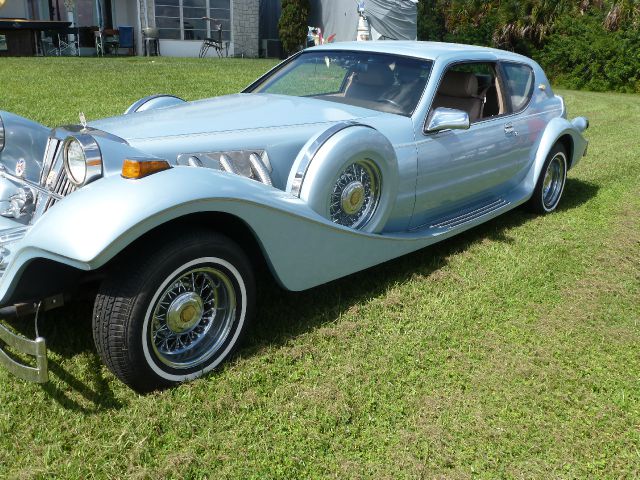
top-left (15, 159), bottom-right (26, 177)
top-left (79, 112), bottom-right (88, 130)
top-left (46, 170), bottom-right (57, 189)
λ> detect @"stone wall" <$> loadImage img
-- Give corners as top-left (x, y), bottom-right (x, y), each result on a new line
top-left (232, 0), bottom-right (259, 57)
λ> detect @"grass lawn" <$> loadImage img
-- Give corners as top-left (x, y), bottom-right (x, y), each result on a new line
top-left (0, 57), bottom-right (639, 479)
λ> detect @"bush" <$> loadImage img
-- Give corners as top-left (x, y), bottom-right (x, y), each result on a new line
top-left (278, 0), bottom-right (310, 55)
top-left (536, 15), bottom-right (640, 93)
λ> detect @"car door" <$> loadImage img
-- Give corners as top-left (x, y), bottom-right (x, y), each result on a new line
top-left (409, 62), bottom-right (525, 229)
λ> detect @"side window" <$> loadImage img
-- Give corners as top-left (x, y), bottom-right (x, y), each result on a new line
top-left (501, 63), bottom-right (534, 113)
top-left (429, 62), bottom-right (505, 125)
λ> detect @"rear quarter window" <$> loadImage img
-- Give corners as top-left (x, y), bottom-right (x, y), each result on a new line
top-left (501, 62), bottom-right (534, 113)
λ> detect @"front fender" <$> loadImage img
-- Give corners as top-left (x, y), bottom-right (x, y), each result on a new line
top-left (0, 111), bottom-right (50, 182)
top-left (3, 166), bottom-right (415, 300)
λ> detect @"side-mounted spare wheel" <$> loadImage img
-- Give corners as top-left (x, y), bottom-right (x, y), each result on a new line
top-left (287, 123), bottom-right (399, 233)
top-left (92, 230), bottom-right (255, 393)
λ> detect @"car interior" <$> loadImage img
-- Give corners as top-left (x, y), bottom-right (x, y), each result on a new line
top-left (315, 59), bottom-right (430, 116)
top-left (430, 63), bottom-right (506, 123)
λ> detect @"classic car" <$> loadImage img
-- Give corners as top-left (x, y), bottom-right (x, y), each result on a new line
top-left (0, 41), bottom-right (588, 392)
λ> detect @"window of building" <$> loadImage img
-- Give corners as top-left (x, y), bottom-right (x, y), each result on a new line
top-left (155, 0), bottom-right (231, 41)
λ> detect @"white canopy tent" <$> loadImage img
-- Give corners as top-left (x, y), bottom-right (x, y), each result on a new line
top-left (308, 0), bottom-right (417, 42)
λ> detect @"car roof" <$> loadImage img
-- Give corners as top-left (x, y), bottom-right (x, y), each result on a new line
top-left (307, 41), bottom-right (532, 64)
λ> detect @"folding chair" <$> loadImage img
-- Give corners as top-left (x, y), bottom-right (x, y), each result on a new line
top-left (199, 18), bottom-right (223, 58)
top-left (94, 30), bottom-right (104, 56)
top-left (58, 27), bottom-right (80, 56)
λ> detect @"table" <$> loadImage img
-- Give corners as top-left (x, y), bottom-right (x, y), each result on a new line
top-left (0, 18), bottom-right (71, 56)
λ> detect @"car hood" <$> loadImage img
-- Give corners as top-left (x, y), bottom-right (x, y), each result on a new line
top-left (90, 93), bottom-right (384, 141)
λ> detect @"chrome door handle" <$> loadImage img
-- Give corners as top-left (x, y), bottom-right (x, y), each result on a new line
top-left (504, 123), bottom-right (518, 137)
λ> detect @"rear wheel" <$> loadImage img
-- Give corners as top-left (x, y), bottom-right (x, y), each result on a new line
top-left (527, 143), bottom-right (568, 214)
top-left (92, 230), bottom-right (255, 393)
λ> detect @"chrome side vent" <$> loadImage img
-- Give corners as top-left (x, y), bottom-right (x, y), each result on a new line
top-left (176, 150), bottom-right (273, 186)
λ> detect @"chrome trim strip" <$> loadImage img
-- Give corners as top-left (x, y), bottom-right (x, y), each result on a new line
top-left (290, 120), bottom-right (366, 197)
top-left (428, 198), bottom-right (510, 230)
top-left (0, 323), bottom-right (48, 383)
top-left (0, 226), bottom-right (30, 244)
top-left (0, 115), bottom-right (5, 153)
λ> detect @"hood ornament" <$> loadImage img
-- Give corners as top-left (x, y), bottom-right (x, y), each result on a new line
top-left (79, 112), bottom-right (88, 131)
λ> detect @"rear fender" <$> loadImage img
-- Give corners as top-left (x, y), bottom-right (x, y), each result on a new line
top-left (526, 117), bottom-right (588, 192)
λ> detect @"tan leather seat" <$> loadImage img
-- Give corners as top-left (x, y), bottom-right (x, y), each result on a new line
top-left (344, 63), bottom-right (394, 101)
top-left (431, 71), bottom-right (483, 122)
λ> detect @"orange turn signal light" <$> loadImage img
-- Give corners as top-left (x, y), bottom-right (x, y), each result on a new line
top-left (122, 159), bottom-right (171, 179)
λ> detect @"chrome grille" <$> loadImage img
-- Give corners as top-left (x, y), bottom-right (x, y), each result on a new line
top-left (39, 137), bottom-right (61, 185)
top-left (31, 137), bottom-right (78, 222)
top-left (43, 167), bottom-right (77, 211)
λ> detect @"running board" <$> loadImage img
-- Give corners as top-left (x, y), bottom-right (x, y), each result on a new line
top-left (429, 198), bottom-right (510, 233)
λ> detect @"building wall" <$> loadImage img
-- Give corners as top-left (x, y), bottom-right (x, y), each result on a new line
top-left (0, 1), bottom-right (29, 18)
top-left (231, 0), bottom-right (259, 57)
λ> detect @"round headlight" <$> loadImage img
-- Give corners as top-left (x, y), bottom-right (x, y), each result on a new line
top-left (65, 138), bottom-right (87, 184)
top-left (63, 134), bottom-right (102, 186)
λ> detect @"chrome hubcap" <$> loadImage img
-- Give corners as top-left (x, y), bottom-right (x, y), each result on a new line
top-left (542, 153), bottom-right (566, 209)
top-left (341, 181), bottom-right (365, 215)
top-left (330, 160), bottom-right (381, 229)
top-left (166, 292), bottom-right (204, 333)
top-left (150, 267), bottom-right (236, 369)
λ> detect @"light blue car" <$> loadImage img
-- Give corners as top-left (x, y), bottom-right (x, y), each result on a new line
top-left (0, 41), bottom-right (588, 392)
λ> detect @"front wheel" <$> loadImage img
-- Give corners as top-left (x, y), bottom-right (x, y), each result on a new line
top-left (93, 231), bottom-right (255, 393)
top-left (526, 143), bottom-right (568, 214)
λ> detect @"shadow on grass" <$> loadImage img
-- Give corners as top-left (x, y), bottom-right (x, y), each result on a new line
top-left (244, 177), bottom-right (599, 352)
top-left (5, 300), bottom-right (124, 412)
top-left (2, 178), bottom-right (598, 406)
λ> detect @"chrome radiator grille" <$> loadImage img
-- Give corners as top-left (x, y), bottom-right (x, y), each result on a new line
top-left (31, 138), bottom-right (78, 221)
top-left (43, 165), bottom-right (77, 211)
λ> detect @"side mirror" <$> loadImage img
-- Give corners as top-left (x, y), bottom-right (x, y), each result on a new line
top-left (426, 107), bottom-right (470, 133)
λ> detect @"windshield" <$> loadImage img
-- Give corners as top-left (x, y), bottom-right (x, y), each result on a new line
top-left (248, 51), bottom-right (432, 116)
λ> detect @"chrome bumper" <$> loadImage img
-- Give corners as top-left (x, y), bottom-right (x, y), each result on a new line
top-left (0, 321), bottom-right (48, 383)
top-left (0, 302), bottom-right (58, 383)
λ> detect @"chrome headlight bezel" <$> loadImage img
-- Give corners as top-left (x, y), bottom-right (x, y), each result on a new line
top-left (63, 134), bottom-right (102, 186)
top-left (0, 115), bottom-right (5, 153)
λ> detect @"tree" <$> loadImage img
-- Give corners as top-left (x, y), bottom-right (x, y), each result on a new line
top-left (278, 0), bottom-right (310, 55)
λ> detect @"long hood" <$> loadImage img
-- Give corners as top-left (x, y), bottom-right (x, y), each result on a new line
top-left (90, 93), bottom-right (383, 141)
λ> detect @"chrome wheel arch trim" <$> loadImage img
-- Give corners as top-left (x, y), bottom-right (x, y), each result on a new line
top-left (288, 120), bottom-right (365, 198)
top-left (124, 94), bottom-right (187, 115)
top-left (141, 256), bottom-right (247, 382)
top-left (0, 115), bottom-right (5, 153)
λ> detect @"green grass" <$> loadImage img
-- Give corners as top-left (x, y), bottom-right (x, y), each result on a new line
top-left (0, 57), bottom-right (639, 479)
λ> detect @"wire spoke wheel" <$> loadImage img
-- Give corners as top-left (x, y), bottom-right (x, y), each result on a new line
top-left (150, 266), bottom-right (236, 369)
top-left (329, 160), bottom-right (381, 229)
